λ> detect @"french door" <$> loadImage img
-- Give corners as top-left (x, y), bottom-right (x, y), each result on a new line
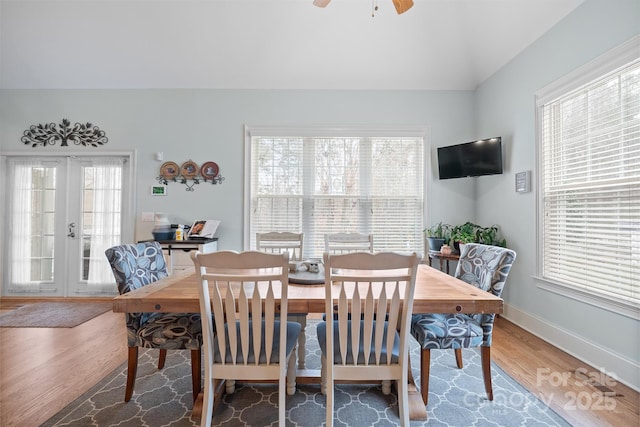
top-left (2, 154), bottom-right (133, 297)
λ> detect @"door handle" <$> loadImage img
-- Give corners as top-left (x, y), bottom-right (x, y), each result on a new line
top-left (68, 222), bottom-right (76, 238)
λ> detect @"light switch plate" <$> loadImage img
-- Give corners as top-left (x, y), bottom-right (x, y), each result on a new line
top-left (141, 212), bottom-right (155, 222)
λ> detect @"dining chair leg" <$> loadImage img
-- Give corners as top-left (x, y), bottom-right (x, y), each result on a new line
top-left (326, 370), bottom-right (334, 427)
top-left (157, 349), bottom-right (167, 369)
top-left (320, 354), bottom-right (327, 395)
top-left (297, 315), bottom-right (306, 369)
top-left (125, 346), bottom-right (139, 402)
top-left (286, 349), bottom-right (297, 395)
top-left (397, 377), bottom-right (410, 427)
top-left (201, 376), bottom-right (214, 427)
top-left (278, 365), bottom-right (286, 427)
top-left (420, 348), bottom-right (431, 406)
top-left (191, 349), bottom-right (202, 405)
top-left (454, 348), bottom-right (463, 369)
top-left (481, 346), bottom-right (493, 400)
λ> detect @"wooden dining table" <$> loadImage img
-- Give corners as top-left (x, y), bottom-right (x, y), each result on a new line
top-left (112, 263), bottom-right (503, 421)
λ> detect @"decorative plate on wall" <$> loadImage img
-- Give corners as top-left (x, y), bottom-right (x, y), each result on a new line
top-left (160, 161), bottom-right (179, 179)
top-left (200, 161), bottom-right (219, 179)
top-left (180, 160), bottom-right (198, 179)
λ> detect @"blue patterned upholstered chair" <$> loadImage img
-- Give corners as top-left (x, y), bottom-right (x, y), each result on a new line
top-left (105, 241), bottom-right (202, 404)
top-left (411, 243), bottom-right (516, 406)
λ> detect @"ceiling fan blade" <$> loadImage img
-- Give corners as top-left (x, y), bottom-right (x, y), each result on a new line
top-left (392, 0), bottom-right (414, 14)
top-left (313, 0), bottom-right (332, 7)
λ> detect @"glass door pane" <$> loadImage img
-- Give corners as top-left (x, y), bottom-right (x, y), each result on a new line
top-left (70, 159), bottom-right (123, 294)
top-left (6, 159), bottom-right (61, 293)
top-left (3, 156), bottom-right (129, 297)
top-left (31, 166), bottom-right (57, 283)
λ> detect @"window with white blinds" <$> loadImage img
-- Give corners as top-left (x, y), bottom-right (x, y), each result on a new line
top-left (246, 128), bottom-right (425, 258)
top-left (537, 45), bottom-right (640, 315)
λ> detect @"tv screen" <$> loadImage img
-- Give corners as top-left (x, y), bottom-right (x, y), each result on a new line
top-left (437, 137), bottom-right (503, 179)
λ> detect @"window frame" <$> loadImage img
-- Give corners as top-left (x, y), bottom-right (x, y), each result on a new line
top-left (243, 125), bottom-right (430, 257)
top-left (534, 35), bottom-right (640, 320)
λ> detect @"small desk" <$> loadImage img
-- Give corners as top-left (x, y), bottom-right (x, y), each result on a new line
top-left (141, 238), bottom-right (218, 274)
top-left (427, 250), bottom-right (460, 274)
top-left (113, 264), bottom-right (502, 421)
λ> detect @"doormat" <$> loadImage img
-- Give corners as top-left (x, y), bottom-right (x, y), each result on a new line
top-left (0, 302), bottom-right (112, 328)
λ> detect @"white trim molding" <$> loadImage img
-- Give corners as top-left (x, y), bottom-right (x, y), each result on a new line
top-left (503, 303), bottom-right (640, 392)
top-left (535, 276), bottom-right (640, 321)
top-left (535, 34), bottom-right (640, 105)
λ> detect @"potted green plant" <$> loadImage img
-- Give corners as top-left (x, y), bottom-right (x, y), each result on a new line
top-left (424, 222), bottom-right (451, 252)
top-left (450, 221), bottom-right (507, 251)
top-left (476, 224), bottom-right (507, 247)
top-left (450, 221), bottom-right (477, 251)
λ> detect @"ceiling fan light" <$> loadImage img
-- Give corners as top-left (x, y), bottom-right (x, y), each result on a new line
top-left (313, 0), bottom-right (413, 15)
top-left (313, 0), bottom-right (332, 8)
top-left (392, 0), bottom-right (413, 14)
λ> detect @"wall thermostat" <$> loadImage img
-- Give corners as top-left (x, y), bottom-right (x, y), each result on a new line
top-left (515, 171), bottom-right (531, 193)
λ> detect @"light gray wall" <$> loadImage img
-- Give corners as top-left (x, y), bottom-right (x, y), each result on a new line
top-left (0, 89), bottom-right (477, 250)
top-left (475, 0), bottom-right (639, 389)
top-left (1, 0), bottom-right (638, 390)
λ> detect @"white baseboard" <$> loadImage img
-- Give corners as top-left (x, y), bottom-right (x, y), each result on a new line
top-left (502, 303), bottom-right (639, 392)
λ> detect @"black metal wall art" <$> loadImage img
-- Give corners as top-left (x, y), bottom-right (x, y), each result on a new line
top-left (21, 119), bottom-right (108, 148)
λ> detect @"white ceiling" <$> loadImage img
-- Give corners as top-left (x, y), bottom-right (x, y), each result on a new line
top-left (0, 0), bottom-right (584, 90)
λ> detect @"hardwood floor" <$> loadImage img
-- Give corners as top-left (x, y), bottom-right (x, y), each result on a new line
top-left (491, 318), bottom-right (639, 427)
top-left (0, 300), bottom-right (637, 427)
top-left (0, 299), bottom-right (127, 427)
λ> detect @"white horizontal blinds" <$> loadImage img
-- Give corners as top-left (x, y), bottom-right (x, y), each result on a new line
top-left (310, 137), bottom-right (365, 256)
top-left (251, 137), bottom-right (304, 251)
top-left (250, 132), bottom-right (424, 257)
top-left (370, 138), bottom-right (423, 252)
top-left (541, 59), bottom-right (640, 307)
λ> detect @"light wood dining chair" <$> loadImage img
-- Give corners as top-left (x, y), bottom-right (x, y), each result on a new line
top-left (256, 231), bottom-right (308, 368)
top-left (191, 250), bottom-right (301, 427)
top-left (324, 232), bottom-right (374, 254)
top-left (256, 231), bottom-right (304, 260)
top-left (317, 251), bottom-right (419, 426)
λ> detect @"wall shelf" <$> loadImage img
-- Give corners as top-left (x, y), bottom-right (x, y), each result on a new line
top-left (157, 160), bottom-right (225, 192)
top-left (156, 174), bottom-right (225, 191)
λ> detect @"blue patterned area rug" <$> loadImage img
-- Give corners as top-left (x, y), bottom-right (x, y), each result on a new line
top-left (42, 321), bottom-right (570, 426)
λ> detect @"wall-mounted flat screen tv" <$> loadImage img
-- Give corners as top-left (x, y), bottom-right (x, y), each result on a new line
top-left (437, 137), bottom-right (503, 179)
